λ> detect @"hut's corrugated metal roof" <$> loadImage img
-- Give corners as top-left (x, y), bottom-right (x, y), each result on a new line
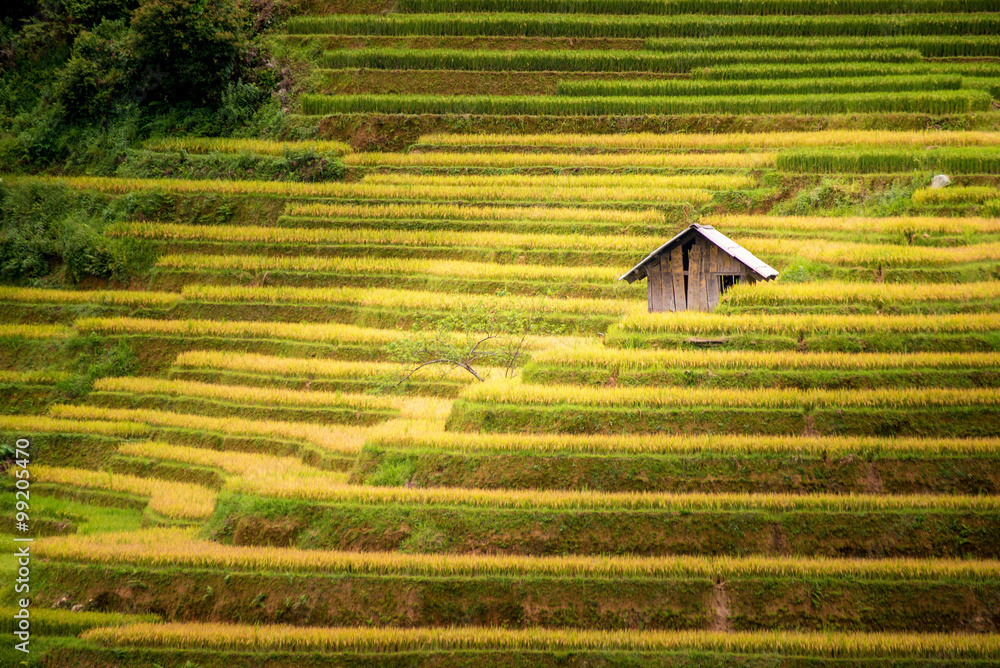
top-left (618, 223), bottom-right (779, 283)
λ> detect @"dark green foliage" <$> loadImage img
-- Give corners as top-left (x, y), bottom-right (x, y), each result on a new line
top-left (55, 334), bottom-right (139, 399)
top-left (0, 182), bottom-right (156, 283)
top-left (127, 0), bottom-right (246, 105)
top-left (49, 19), bottom-right (129, 122)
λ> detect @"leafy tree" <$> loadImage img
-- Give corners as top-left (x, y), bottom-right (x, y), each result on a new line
top-left (127, 0), bottom-right (246, 105)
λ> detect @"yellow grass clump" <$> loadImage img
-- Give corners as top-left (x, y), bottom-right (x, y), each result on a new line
top-left (723, 280), bottom-right (1000, 306)
top-left (48, 404), bottom-right (367, 455)
top-left (420, 130), bottom-right (1000, 151)
top-left (461, 379), bottom-right (1000, 409)
top-left (360, 171), bottom-right (752, 190)
top-left (703, 214), bottom-right (1000, 235)
top-left (284, 201), bottom-right (663, 225)
top-left (113, 221), bottom-right (660, 252)
top-left (0, 369), bottom-right (71, 383)
top-left (0, 286), bottom-right (180, 306)
top-left (27, 465), bottom-right (215, 520)
top-left (173, 350), bottom-right (492, 383)
top-left (531, 346), bottom-right (1000, 371)
top-left (345, 151), bottom-right (776, 169)
top-left (618, 311), bottom-right (1000, 335)
top-left (738, 236), bottom-right (1000, 266)
top-left (156, 253), bottom-right (623, 283)
top-left (180, 284), bottom-right (642, 316)
top-left (912, 186), bottom-right (997, 204)
top-left (81, 621), bottom-right (1000, 657)
top-left (0, 414), bottom-right (149, 437)
top-left (93, 376), bottom-right (405, 411)
top-left (37, 526), bottom-right (1000, 582)
top-left (369, 427), bottom-right (1000, 458)
top-left (8, 175), bottom-right (713, 204)
top-left (0, 324), bottom-right (76, 339)
top-left (144, 137), bottom-right (352, 156)
top-left (223, 474), bottom-right (999, 512)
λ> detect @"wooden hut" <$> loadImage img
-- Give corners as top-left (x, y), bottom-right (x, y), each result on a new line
top-left (619, 223), bottom-right (778, 312)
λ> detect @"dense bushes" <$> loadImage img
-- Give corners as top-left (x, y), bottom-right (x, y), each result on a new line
top-left (0, 182), bottom-right (155, 284)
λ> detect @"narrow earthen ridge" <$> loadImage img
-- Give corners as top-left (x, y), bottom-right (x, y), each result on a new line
top-left (709, 581), bottom-right (733, 632)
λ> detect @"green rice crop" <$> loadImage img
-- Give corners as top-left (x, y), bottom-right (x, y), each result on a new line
top-left (646, 34), bottom-right (1000, 57)
top-left (418, 129), bottom-right (1000, 151)
top-left (300, 90), bottom-right (989, 117)
top-left (287, 13), bottom-right (1000, 39)
top-left (558, 75), bottom-right (959, 98)
top-left (696, 61), bottom-right (1000, 80)
top-left (777, 148), bottom-right (1000, 173)
top-left (396, 0), bottom-right (995, 14)
top-left (322, 47), bottom-right (919, 73)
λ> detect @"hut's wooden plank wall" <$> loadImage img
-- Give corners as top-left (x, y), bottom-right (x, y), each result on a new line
top-left (646, 236), bottom-right (757, 313)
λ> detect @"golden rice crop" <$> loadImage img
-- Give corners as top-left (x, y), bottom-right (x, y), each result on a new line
top-left (116, 441), bottom-right (325, 478)
top-left (27, 464), bottom-right (215, 520)
top-left (81, 622), bottom-right (1000, 658)
top-left (345, 151), bottom-right (776, 169)
top-left (37, 526), bottom-right (1000, 582)
top-left (113, 221), bottom-right (661, 252)
top-left (90, 619), bottom-right (1000, 656)
top-left (0, 324), bottom-right (77, 339)
top-left (174, 350), bottom-right (491, 383)
top-left (738, 236), bottom-right (1000, 266)
top-left (360, 172), bottom-right (753, 189)
top-left (93, 376), bottom-right (406, 411)
top-left (703, 214), bottom-right (1000, 234)
top-left (723, 280), bottom-right (1000, 306)
top-left (10, 175), bottom-right (713, 203)
top-left (75, 316), bottom-right (410, 344)
top-left (144, 137), bottom-right (352, 156)
top-left (912, 186), bottom-right (997, 204)
top-left (0, 286), bottom-right (180, 306)
top-left (284, 201), bottom-right (663, 225)
top-left (180, 284), bottom-right (643, 316)
top-left (462, 379), bottom-right (1000, 410)
top-left (370, 426), bottom-right (1000, 458)
top-left (619, 311), bottom-right (1000, 335)
top-left (225, 473), bottom-right (999, 512)
top-left (156, 253), bottom-right (623, 283)
top-left (48, 404), bottom-right (367, 455)
top-left (74, 317), bottom-right (583, 351)
top-left (0, 414), bottom-right (149, 437)
top-left (0, 369), bottom-right (70, 383)
top-left (420, 130), bottom-right (1000, 151)
top-left (531, 346), bottom-right (1000, 371)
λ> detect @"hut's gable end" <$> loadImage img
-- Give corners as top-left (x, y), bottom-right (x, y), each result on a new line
top-left (621, 224), bottom-right (777, 313)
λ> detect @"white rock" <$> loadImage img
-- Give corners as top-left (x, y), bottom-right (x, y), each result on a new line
top-left (930, 174), bottom-right (952, 189)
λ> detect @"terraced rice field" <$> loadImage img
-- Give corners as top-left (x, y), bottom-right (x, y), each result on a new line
top-left (2, 0), bottom-right (1000, 665)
